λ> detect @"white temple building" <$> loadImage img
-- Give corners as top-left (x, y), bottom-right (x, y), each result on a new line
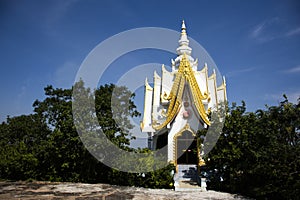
top-left (140, 21), bottom-right (227, 168)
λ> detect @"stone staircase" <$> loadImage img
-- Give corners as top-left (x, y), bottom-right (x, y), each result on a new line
top-left (174, 164), bottom-right (206, 191)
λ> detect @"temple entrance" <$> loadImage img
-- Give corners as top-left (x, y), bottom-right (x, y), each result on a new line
top-left (176, 130), bottom-right (197, 164)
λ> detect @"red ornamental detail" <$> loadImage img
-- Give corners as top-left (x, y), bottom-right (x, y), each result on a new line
top-left (183, 110), bottom-right (189, 118)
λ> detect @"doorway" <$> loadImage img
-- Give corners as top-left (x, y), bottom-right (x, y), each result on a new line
top-left (176, 130), bottom-right (197, 164)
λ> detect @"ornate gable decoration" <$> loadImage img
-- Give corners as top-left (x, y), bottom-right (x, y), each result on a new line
top-left (153, 54), bottom-right (210, 130)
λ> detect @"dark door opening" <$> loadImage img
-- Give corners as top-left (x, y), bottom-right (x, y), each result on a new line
top-left (176, 131), bottom-right (197, 164)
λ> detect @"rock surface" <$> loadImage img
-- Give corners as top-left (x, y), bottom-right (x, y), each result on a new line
top-left (0, 181), bottom-right (249, 200)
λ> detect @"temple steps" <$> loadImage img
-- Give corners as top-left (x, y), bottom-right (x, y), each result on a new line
top-left (174, 164), bottom-right (206, 191)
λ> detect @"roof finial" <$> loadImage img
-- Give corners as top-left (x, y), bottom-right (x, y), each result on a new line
top-left (181, 20), bottom-right (186, 34)
top-left (176, 20), bottom-right (192, 55)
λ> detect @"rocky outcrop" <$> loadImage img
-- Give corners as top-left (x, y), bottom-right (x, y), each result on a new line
top-left (0, 181), bottom-right (250, 200)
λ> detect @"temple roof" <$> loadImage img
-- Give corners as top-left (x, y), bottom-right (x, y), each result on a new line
top-left (152, 54), bottom-right (210, 131)
top-left (140, 21), bottom-right (227, 134)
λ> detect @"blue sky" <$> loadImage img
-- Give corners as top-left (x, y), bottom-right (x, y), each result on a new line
top-left (1, 0), bottom-right (299, 135)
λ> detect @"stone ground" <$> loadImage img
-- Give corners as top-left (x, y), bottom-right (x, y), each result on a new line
top-left (0, 181), bottom-right (251, 200)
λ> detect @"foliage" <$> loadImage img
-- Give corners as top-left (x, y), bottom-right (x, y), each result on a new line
top-left (108, 162), bottom-right (175, 189)
top-left (0, 81), bottom-right (174, 189)
top-left (0, 114), bottom-right (50, 180)
top-left (205, 97), bottom-right (300, 199)
top-left (1, 80), bottom-right (299, 197)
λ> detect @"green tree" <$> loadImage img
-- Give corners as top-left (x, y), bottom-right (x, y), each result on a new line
top-left (205, 97), bottom-right (300, 199)
top-left (32, 85), bottom-right (83, 181)
top-left (0, 80), bottom-right (175, 189)
top-left (95, 84), bottom-right (140, 149)
top-left (0, 114), bottom-right (50, 180)
top-left (32, 81), bottom-right (141, 182)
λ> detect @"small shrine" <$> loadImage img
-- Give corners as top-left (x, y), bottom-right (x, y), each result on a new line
top-left (140, 21), bottom-right (227, 176)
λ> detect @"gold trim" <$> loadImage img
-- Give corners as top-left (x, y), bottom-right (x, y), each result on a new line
top-left (173, 123), bottom-right (197, 168)
top-left (199, 158), bottom-right (206, 166)
top-left (152, 64), bottom-right (184, 130)
top-left (173, 123), bottom-right (196, 139)
top-left (140, 121), bottom-right (144, 130)
top-left (182, 55), bottom-right (210, 125)
top-left (161, 109), bottom-right (167, 117)
top-left (161, 91), bottom-right (169, 101)
top-left (152, 54), bottom-right (210, 130)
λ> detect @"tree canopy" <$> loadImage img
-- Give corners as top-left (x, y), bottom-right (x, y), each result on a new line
top-left (205, 97), bottom-right (300, 199)
top-left (0, 81), bottom-right (299, 198)
top-left (0, 81), bottom-right (174, 188)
